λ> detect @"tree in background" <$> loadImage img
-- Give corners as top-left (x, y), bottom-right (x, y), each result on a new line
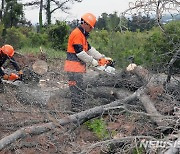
top-left (0, 0), bottom-right (5, 21)
top-left (2, 0), bottom-right (24, 28)
top-left (96, 12), bottom-right (122, 32)
top-left (124, 0), bottom-right (180, 82)
top-left (47, 20), bottom-right (69, 50)
top-left (127, 12), bottom-right (156, 32)
top-left (39, 0), bottom-right (43, 32)
top-left (95, 11), bottom-right (154, 32)
top-left (95, 13), bottom-right (108, 30)
top-left (45, 0), bottom-right (83, 25)
top-left (23, 0), bottom-right (83, 31)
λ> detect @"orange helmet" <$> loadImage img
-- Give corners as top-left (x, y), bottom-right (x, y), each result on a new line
top-left (81, 13), bottom-right (96, 28)
top-left (1, 44), bottom-right (15, 57)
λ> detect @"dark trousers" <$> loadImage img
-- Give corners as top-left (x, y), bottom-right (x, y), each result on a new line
top-left (67, 72), bottom-right (85, 109)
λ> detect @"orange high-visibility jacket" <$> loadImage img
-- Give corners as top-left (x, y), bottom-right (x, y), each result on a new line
top-left (64, 27), bottom-right (89, 73)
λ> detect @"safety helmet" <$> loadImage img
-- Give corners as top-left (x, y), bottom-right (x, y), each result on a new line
top-left (81, 13), bottom-right (96, 28)
top-left (1, 44), bottom-right (15, 57)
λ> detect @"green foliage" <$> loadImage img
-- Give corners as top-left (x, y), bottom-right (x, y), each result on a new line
top-left (128, 13), bottom-right (156, 32)
top-left (132, 147), bottom-right (145, 154)
top-left (3, 0), bottom-right (24, 28)
top-left (0, 14), bottom-right (179, 72)
top-left (96, 12), bottom-right (127, 32)
top-left (143, 21), bottom-right (180, 69)
top-left (89, 29), bottom-right (109, 49)
top-left (0, 24), bottom-right (5, 46)
top-left (164, 21), bottom-right (180, 46)
top-left (89, 20), bottom-right (180, 70)
top-left (95, 12), bottom-right (155, 32)
top-left (47, 21), bottom-right (70, 50)
top-left (106, 12), bottom-right (120, 31)
top-left (5, 27), bottom-right (27, 48)
top-left (28, 32), bottom-right (49, 47)
top-left (19, 46), bottom-right (66, 59)
top-left (85, 118), bottom-right (110, 140)
top-left (89, 30), bottom-right (148, 68)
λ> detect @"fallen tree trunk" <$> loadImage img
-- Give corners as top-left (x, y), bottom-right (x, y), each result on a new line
top-left (84, 70), bottom-right (145, 91)
top-left (0, 85), bottom-right (176, 150)
top-left (1, 65), bottom-right (179, 150)
top-left (0, 90), bottom-right (138, 150)
top-left (138, 92), bottom-right (167, 127)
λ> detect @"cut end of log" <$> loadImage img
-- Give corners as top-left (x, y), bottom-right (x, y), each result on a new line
top-left (32, 60), bottom-right (48, 75)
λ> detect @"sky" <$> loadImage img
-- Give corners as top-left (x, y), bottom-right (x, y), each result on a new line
top-left (24, 0), bottom-right (137, 24)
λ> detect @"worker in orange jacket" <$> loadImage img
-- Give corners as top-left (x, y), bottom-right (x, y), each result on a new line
top-left (64, 13), bottom-right (111, 111)
top-left (0, 44), bottom-right (23, 93)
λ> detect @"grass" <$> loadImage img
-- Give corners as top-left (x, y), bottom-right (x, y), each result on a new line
top-left (85, 118), bottom-right (110, 140)
top-left (18, 46), bottom-right (66, 59)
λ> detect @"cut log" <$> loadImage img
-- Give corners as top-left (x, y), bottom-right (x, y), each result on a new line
top-left (32, 60), bottom-right (48, 75)
top-left (0, 78), bottom-right (177, 150)
top-left (0, 90), bottom-right (138, 150)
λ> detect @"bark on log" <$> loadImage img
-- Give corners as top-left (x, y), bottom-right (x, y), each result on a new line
top-left (1, 65), bottom-right (179, 150)
top-left (0, 85), bottom-right (175, 150)
top-left (84, 70), bottom-right (144, 91)
top-left (138, 92), bottom-right (167, 127)
top-left (0, 91), bottom-right (138, 150)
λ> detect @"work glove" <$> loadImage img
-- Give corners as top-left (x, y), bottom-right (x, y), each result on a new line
top-left (126, 63), bottom-right (137, 71)
top-left (98, 58), bottom-right (108, 66)
top-left (98, 57), bottom-right (114, 67)
top-left (91, 59), bottom-right (98, 67)
top-left (17, 70), bottom-right (23, 80)
top-left (3, 74), bottom-right (9, 80)
top-left (96, 57), bottom-right (116, 75)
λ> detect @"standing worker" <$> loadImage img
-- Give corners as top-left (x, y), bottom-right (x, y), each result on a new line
top-left (64, 13), bottom-right (113, 112)
top-left (0, 44), bottom-right (23, 92)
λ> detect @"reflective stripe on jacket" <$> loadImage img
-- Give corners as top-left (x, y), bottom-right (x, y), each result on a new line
top-left (64, 27), bottom-right (89, 73)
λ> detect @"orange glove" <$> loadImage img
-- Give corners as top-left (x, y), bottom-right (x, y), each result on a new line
top-left (3, 74), bottom-right (9, 80)
top-left (98, 58), bottom-right (109, 66)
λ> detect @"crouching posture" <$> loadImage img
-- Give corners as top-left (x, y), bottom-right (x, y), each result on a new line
top-left (0, 44), bottom-right (23, 92)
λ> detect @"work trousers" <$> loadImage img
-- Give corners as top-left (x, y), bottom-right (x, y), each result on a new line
top-left (67, 72), bottom-right (86, 110)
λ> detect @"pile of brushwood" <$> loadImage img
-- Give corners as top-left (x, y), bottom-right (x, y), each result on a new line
top-left (0, 52), bottom-right (179, 154)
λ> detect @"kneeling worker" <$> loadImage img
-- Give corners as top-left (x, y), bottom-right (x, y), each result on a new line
top-left (0, 44), bottom-right (23, 92)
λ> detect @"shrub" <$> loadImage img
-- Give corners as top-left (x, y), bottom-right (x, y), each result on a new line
top-left (47, 21), bottom-right (70, 50)
top-left (28, 32), bottom-right (49, 47)
top-left (85, 118), bottom-right (110, 140)
top-left (143, 21), bottom-right (180, 70)
top-left (5, 27), bottom-right (27, 49)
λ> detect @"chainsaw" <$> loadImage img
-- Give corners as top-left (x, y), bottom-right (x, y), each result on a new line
top-left (96, 57), bottom-right (116, 75)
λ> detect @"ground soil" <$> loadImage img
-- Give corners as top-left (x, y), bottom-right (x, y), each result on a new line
top-left (0, 53), bottom-right (169, 154)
